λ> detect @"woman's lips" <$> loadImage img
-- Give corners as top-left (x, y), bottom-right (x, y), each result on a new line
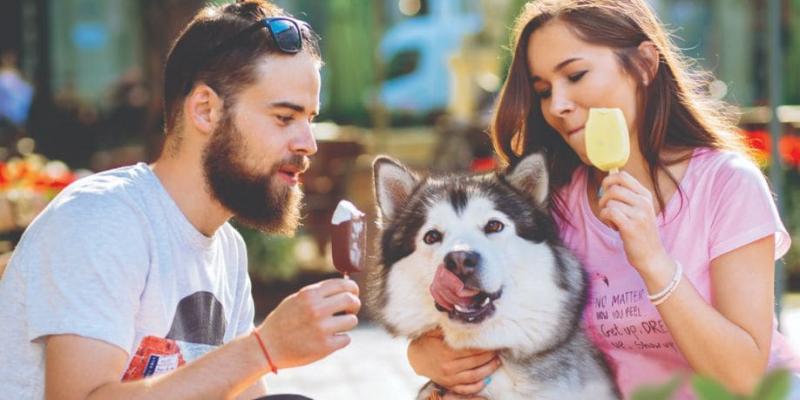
top-left (567, 126), bottom-right (584, 136)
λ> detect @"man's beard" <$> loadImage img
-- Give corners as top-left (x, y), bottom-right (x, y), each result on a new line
top-left (201, 111), bottom-right (309, 235)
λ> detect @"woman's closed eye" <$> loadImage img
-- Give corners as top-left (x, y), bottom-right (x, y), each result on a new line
top-left (568, 70), bottom-right (587, 82)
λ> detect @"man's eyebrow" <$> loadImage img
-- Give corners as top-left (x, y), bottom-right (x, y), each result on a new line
top-left (531, 57), bottom-right (582, 82)
top-left (268, 101), bottom-right (319, 116)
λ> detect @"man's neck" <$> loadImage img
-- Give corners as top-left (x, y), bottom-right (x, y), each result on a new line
top-left (151, 139), bottom-right (231, 237)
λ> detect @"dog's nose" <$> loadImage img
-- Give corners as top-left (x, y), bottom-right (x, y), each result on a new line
top-left (444, 250), bottom-right (481, 278)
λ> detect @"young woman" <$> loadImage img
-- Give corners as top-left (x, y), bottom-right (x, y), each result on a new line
top-left (407, 1), bottom-right (799, 398)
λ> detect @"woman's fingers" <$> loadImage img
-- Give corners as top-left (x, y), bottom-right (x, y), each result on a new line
top-left (448, 357), bottom-right (500, 391)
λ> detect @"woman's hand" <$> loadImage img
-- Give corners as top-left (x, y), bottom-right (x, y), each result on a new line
top-left (597, 171), bottom-right (670, 274)
top-left (407, 328), bottom-right (501, 396)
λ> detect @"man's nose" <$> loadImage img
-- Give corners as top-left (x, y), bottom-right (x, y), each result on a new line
top-left (290, 121), bottom-right (317, 156)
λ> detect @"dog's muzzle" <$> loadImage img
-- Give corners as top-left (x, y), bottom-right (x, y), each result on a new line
top-left (430, 254), bottom-right (503, 324)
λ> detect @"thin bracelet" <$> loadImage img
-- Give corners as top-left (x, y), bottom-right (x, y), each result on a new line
top-left (251, 330), bottom-right (278, 374)
top-left (649, 261), bottom-right (683, 306)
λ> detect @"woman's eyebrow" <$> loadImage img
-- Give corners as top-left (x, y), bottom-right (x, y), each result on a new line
top-left (531, 57), bottom-right (583, 81)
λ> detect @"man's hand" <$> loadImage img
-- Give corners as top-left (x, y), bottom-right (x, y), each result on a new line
top-left (257, 278), bottom-right (361, 369)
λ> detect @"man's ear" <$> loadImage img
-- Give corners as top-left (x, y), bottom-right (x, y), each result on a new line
top-left (183, 84), bottom-right (223, 135)
top-left (637, 41), bottom-right (659, 85)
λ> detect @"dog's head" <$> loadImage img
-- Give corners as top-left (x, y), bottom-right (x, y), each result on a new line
top-left (368, 153), bottom-right (587, 353)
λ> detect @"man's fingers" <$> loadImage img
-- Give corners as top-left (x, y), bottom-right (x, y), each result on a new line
top-left (320, 291), bottom-right (361, 316)
top-left (314, 278), bottom-right (360, 297)
top-left (323, 313), bottom-right (359, 334)
top-left (326, 332), bottom-right (352, 351)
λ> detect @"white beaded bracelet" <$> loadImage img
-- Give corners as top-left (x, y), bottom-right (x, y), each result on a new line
top-left (649, 261), bottom-right (683, 306)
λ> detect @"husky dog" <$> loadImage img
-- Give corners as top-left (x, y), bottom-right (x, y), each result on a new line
top-left (368, 153), bottom-right (619, 400)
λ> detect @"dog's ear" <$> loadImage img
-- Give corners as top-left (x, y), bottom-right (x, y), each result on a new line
top-left (505, 152), bottom-right (549, 205)
top-left (373, 156), bottom-right (418, 221)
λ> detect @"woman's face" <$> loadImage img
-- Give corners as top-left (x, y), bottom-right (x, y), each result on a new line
top-left (527, 19), bottom-right (641, 165)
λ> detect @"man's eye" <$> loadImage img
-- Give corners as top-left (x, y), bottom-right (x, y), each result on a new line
top-left (276, 115), bottom-right (293, 124)
top-left (484, 220), bottom-right (504, 234)
top-left (423, 230), bottom-right (442, 245)
top-left (568, 71), bottom-right (587, 82)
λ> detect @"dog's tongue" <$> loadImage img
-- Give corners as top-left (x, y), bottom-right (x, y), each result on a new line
top-left (430, 264), bottom-right (480, 311)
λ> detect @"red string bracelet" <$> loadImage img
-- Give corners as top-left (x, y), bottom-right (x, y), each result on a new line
top-left (251, 330), bottom-right (278, 374)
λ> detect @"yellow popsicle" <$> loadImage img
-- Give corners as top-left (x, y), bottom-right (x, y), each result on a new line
top-left (585, 108), bottom-right (630, 173)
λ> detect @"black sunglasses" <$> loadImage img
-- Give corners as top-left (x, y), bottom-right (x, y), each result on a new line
top-left (212, 17), bottom-right (308, 56)
top-left (185, 17), bottom-right (310, 94)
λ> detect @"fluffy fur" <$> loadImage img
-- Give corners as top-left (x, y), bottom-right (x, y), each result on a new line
top-left (368, 153), bottom-right (619, 399)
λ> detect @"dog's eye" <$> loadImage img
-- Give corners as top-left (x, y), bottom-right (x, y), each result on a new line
top-left (423, 230), bottom-right (442, 245)
top-left (484, 220), bottom-right (504, 234)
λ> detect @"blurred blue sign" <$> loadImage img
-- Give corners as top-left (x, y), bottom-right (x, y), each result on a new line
top-left (71, 22), bottom-right (108, 50)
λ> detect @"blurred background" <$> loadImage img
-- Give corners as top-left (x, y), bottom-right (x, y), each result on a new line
top-left (0, 0), bottom-right (799, 397)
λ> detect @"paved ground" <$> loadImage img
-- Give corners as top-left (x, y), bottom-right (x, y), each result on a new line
top-left (266, 322), bottom-right (426, 399)
top-left (265, 298), bottom-right (800, 400)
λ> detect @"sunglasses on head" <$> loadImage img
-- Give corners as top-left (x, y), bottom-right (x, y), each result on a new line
top-left (185, 17), bottom-right (311, 94)
top-left (213, 17), bottom-right (308, 56)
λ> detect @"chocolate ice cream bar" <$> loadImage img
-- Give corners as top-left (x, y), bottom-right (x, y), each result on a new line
top-left (330, 200), bottom-right (367, 276)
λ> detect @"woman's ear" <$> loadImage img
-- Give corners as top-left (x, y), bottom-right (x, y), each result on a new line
top-left (183, 84), bottom-right (223, 135)
top-left (637, 41), bottom-right (659, 85)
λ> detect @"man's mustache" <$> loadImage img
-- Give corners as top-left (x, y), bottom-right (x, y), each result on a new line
top-left (272, 155), bottom-right (310, 175)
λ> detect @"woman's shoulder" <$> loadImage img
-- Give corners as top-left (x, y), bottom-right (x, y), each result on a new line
top-left (690, 147), bottom-right (763, 182)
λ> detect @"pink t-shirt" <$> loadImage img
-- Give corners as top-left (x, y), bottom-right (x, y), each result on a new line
top-left (555, 148), bottom-right (797, 399)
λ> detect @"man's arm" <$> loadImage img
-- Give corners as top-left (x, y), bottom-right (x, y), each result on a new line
top-left (46, 333), bottom-right (267, 400)
top-left (235, 378), bottom-right (268, 400)
top-left (45, 278), bottom-right (360, 400)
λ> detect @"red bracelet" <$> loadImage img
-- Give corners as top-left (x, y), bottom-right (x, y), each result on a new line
top-left (251, 330), bottom-right (278, 374)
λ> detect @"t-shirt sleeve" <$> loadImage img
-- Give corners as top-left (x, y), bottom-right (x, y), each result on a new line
top-left (229, 228), bottom-right (256, 337)
top-left (234, 276), bottom-right (256, 337)
top-left (18, 191), bottom-right (149, 354)
top-left (708, 154), bottom-right (791, 261)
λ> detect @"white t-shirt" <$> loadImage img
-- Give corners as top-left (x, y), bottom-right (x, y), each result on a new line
top-left (0, 163), bottom-right (255, 398)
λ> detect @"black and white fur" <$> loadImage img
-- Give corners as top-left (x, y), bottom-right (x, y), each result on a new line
top-left (368, 153), bottom-right (619, 400)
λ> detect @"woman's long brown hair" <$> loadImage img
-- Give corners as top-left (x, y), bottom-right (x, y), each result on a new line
top-left (490, 0), bottom-right (750, 222)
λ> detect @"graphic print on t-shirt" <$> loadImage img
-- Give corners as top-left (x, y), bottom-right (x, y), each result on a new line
top-left (585, 271), bottom-right (680, 357)
top-left (122, 291), bottom-right (228, 381)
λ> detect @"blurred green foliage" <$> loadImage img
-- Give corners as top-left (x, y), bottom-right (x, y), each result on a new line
top-left (233, 222), bottom-right (300, 283)
top-left (630, 369), bottom-right (792, 400)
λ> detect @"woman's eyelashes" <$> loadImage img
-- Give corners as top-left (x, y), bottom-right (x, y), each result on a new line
top-left (568, 70), bottom-right (588, 82)
top-left (533, 70), bottom-right (588, 99)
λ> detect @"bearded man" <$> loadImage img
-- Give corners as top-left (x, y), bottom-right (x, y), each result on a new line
top-left (0, 1), bottom-right (360, 399)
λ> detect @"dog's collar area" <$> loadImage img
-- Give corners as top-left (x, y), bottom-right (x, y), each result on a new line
top-left (435, 289), bottom-right (502, 324)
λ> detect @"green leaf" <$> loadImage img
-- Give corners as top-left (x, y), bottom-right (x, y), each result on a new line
top-left (630, 376), bottom-right (682, 400)
top-left (691, 375), bottom-right (741, 400)
top-left (749, 369), bottom-right (792, 400)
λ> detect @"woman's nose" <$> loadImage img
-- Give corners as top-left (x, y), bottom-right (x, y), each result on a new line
top-left (548, 85), bottom-right (575, 117)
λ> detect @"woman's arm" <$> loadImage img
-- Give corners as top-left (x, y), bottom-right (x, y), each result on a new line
top-left (407, 329), bottom-right (501, 396)
top-left (642, 237), bottom-right (774, 394)
top-left (599, 171), bottom-right (775, 394)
